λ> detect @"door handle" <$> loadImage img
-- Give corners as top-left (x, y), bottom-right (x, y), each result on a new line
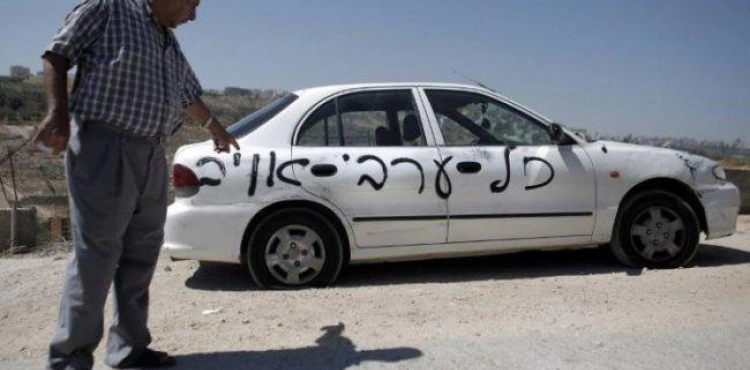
top-left (457, 161), bottom-right (482, 174)
top-left (310, 164), bottom-right (338, 177)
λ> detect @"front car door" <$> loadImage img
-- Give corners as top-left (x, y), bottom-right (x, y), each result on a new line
top-left (292, 88), bottom-right (448, 248)
top-left (419, 88), bottom-right (596, 244)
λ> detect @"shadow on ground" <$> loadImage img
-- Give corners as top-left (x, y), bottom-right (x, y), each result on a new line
top-left (172, 323), bottom-right (421, 370)
top-left (185, 244), bottom-right (750, 291)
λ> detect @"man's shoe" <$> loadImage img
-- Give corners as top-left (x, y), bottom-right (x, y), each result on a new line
top-left (112, 348), bottom-right (176, 369)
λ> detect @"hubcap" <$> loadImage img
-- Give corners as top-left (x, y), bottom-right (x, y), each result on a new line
top-left (264, 225), bottom-right (326, 285)
top-left (629, 206), bottom-right (686, 262)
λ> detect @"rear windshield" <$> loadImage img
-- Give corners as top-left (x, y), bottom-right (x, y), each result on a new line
top-left (226, 93), bottom-right (299, 138)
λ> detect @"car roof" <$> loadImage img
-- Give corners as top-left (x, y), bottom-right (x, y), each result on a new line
top-left (293, 82), bottom-right (489, 97)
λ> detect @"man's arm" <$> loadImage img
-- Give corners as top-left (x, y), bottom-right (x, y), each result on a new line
top-left (33, 53), bottom-right (71, 155)
top-left (184, 98), bottom-right (240, 153)
top-left (35, 0), bottom-right (108, 155)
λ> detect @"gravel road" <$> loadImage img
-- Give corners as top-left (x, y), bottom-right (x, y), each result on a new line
top-left (1, 216), bottom-right (749, 369)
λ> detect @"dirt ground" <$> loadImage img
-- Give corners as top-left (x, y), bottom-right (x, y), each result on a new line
top-left (1, 217), bottom-right (749, 370)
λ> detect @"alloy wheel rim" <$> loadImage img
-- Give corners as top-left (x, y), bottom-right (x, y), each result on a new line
top-left (629, 206), bottom-right (686, 262)
top-left (264, 225), bottom-right (326, 285)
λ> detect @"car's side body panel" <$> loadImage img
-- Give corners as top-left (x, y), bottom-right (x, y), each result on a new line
top-left (585, 141), bottom-right (694, 243)
top-left (290, 87), bottom-right (449, 248)
top-left (435, 145), bottom-right (597, 243)
top-left (165, 199), bottom-right (256, 262)
top-left (583, 141), bottom-right (738, 243)
top-left (292, 146), bottom-right (449, 247)
top-left (412, 86), bottom-right (597, 244)
top-left (348, 235), bottom-right (595, 264)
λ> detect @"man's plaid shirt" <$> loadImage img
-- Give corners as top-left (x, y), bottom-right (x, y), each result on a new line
top-left (46, 0), bottom-right (203, 137)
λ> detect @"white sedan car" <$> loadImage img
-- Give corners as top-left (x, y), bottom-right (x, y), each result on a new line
top-left (164, 83), bottom-right (740, 289)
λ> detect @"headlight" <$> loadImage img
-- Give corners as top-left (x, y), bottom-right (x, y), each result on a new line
top-left (712, 165), bottom-right (727, 181)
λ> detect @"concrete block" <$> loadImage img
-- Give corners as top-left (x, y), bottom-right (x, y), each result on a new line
top-left (726, 169), bottom-right (750, 215)
top-left (0, 208), bottom-right (37, 252)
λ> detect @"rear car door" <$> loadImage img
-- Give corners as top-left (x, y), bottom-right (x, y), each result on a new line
top-left (292, 88), bottom-right (448, 248)
top-left (420, 88), bottom-right (596, 243)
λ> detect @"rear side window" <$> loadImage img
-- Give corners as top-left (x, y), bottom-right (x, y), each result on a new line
top-left (226, 93), bottom-right (298, 138)
top-left (297, 101), bottom-right (341, 146)
top-left (297, 90), bottom-right (426, 147)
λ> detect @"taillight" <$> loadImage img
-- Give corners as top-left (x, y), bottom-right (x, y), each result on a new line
top-left (173, 164), bottom-right (200, 197)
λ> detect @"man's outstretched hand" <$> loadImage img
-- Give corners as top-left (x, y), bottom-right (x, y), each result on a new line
top-left (207, 118), bottom-right (240, 153)
top-left (33, 113), bottom-right (70, 155)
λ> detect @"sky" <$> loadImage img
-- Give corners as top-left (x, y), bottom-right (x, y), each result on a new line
top-left (0, 0), bottom-right (748, 143)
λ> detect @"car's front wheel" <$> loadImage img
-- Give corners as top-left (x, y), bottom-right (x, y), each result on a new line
top-left (247, 208), bottom-right (344, 289)
top-left (610, 190), bottom-right (700, 269)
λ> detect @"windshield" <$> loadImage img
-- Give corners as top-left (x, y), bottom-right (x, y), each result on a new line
top-left (226, 93), bottom-right (299, 138)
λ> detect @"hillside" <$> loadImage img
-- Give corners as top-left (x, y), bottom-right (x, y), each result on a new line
top-left (0, 77), bottom-right (285, 199)
top-left (0, 76), bottom-right (285, 128)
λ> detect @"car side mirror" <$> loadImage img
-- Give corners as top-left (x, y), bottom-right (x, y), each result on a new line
top-left (549, 123), bottom-right (567, 144)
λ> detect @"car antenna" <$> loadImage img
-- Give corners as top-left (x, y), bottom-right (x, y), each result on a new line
top-left (453, 70), bottom-right (498, 93)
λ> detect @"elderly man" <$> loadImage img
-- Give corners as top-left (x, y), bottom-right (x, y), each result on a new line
top-left (35, 0), bottom-right (238, 368)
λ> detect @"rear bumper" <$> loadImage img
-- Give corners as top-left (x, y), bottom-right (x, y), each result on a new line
top-left (163, 199), bottom-right (258, 264)
top-left (699, 182), bottom-right (740, 240)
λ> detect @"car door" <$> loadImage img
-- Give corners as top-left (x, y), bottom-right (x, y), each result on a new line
top-left (292, 88), bottom-right (448, 248)
top-left (419, 88), bottom-right (596, 243)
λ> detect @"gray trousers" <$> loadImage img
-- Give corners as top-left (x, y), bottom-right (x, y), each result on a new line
top-left (49, 121), bottom-right (168, 370)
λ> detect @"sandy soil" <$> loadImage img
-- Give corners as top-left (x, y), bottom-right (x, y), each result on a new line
top-left (1, 216), bottom-right (749, 369)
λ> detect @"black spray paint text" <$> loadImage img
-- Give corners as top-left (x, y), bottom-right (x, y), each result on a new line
top-left (195, 149), bottom-right (555, 199)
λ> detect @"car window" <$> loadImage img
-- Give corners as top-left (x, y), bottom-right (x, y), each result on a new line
top-left (297, 90), bottom-right (426, 147)
top-left (226, 93), bottom-right (298, 139)
top-left (297, 101), bottom-right (341, 146)
top-left (425, 90), bottom-right (553, 147)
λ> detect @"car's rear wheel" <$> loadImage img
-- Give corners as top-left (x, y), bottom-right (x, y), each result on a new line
top-left (247, 208), bottom-right (344, 289)
top-left (610, 190), bottom-right (700, 269)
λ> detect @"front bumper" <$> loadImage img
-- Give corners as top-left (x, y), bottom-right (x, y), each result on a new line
top-left (163, 199), bottom-right (258, 264)
top-left (699, 182), bottom-right (740, 240)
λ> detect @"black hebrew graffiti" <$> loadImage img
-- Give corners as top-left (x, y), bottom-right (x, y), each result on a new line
top-left (199, 178), bottom-right (221, 187)
top-left (357, 155), bottom-right (388, 190)
top-left (248, 154), bottom-right (260, 196)
top-left (196, 157), bottom-right (226, 187)
top-left (490, 147), bottom-right (514, 193)
top-left (267, 151), bottom-right (277, 187)
top-left (311, 164), bottom-right (338, 177)
top-left (433, 156), bottom-right (453, 199)
top-left (391, 158), bottom-right (425, 194)
top-left (523, 157), bottom-right (555, 191)
top-left (276, 159), bottom-right (310, 186)
top-left (195, 149), bottom-right (559, 199)
top-left (456, 161), bottom-right (481, 174)
top-left (197, 157), bottom-right (226, 176)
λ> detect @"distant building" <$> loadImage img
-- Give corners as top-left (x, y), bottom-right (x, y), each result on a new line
top-left (10, 65), bottom-right (31, 80)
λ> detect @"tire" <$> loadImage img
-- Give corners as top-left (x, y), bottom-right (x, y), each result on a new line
top-left (610, 190), bottom-right (700, 269)
top-left (247, 208), bottom-right (344, 289)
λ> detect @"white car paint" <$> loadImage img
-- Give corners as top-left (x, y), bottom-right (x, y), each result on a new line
top-left (163, 83), bottom-right (740, 270)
